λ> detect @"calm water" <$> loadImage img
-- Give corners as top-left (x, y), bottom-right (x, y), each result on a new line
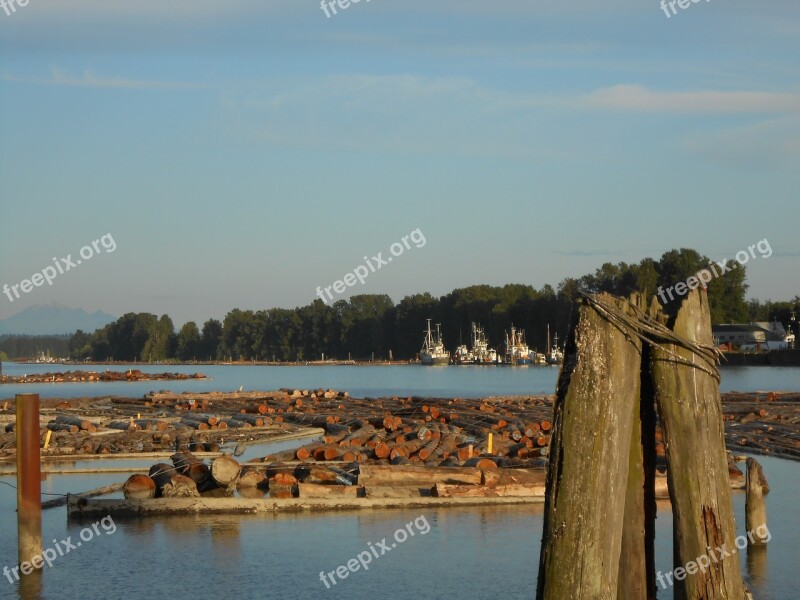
top-left (0, 454), bottom-right (796, 599)
top-left (0, 363), bottom-right (798, 599)
top-left (2, 363), bottom-right (799, 400)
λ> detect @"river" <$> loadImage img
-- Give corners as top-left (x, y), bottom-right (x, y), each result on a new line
top-left (0, 363), bottom-right (797, 599)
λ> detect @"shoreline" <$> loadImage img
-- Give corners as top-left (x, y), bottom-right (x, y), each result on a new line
top-left (5, 358), bottom-right (799, 368)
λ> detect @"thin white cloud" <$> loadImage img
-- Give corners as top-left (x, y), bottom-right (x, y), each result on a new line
top-left (1, 69), bottom-right (206, 90)
top-left (579, 85), bottom-right (800, 114)
top-left (683, 118), bottom-right (800, 169)
top-left (219, 74), bottom-right (800, 161)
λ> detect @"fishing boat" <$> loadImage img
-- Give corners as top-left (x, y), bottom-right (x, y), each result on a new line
top-left (504, 325), bottom-right (533, 365)
top-left (546, 326), bottom-right (564, 365)
top-left (420, 319), bottom-right (450, 365)
top-left (472, 323), bottom-right (498, 364)
top-left (452, 323), bottom-right (498, 365)
top-left (451, 344), bottom-right (475, 365)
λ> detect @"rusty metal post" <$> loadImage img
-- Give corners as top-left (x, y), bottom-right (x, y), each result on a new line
top-left (16, 393), bottom-right (42, 570)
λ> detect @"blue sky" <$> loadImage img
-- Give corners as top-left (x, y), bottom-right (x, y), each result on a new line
top-left (1, 0), bottom-right (798, 327)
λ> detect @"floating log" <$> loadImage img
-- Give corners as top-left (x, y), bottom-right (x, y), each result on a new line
top-left (171, 451), bottom-right (211, 483)
top-left (481, 468), bottom-right (546, 487)
top-left (271, 472), bottom-right (298, 486)
top-left (162, 473), bottom-right (200, 498)
top-left (296, 466), bottom-right (341, 485)
top-left (220, 419), bottom-right (251, 429)
top-left (148, 463), bottom-right (179, 497)
top-left (235, 414), bottom-right (264, 427)
top-left (364, 486), bottom-right (431, 499)
top-left (192, 413), bottom-right (220, 426)
top-left (107, 420), bottom-right (138, 431)
top-left (463, 457), bottom-right (498, 470)
top-left (135, 419), bottom-right (167, 431)
top-left (123, 474), bottom-right (156, 499)
top-left (298, 483), bottom-right (361, 498)
top-left (47, 423), bottom-right (79, 433)
top-left (42, 482), bottom-right (123, 509)
top-left (66, 494), bottom-right (543, 518)
top-left (54, 415), bottom-right (97, 432)
top-left (358, 465), bottom-right (482, 487)
top-left (180, 417), bottom-right (209, 430)
top-left (237, 469), bottom-right (267, 489)
top-left (312, 446), bottom-right (341, 461)
top-left (211, 455), bottom-right (241, 489)
top-left (435, 482), bottom-right (545, 498)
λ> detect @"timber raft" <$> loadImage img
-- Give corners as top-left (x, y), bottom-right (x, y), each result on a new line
top-left (0, 369), bottom-right (208, 385)
top-left (1, 389), bottom-right (797, 461)
top-left (0, 387), bottom-right (788, 518)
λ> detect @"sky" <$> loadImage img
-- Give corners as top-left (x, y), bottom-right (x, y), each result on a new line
top-left (0, 0), bottom-right (798, 327)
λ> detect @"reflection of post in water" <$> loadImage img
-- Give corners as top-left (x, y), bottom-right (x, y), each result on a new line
top-left (208, 517), bottom-right (242, 571)
top-left (746, 545), bottom-right (767, 583)
top-left (16, 568), bottom-right (41, 600)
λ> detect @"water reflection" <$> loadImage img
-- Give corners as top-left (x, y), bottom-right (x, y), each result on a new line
top-left (16, 570), bottom-right (42, 600)
top-left (746, 545), bottom-right (767, 584)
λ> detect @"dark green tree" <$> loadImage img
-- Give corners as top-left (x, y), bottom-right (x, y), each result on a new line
top-left (176, 322), bottom-right (202, 361)
top-left (200, 319), bottom-right (223, 361)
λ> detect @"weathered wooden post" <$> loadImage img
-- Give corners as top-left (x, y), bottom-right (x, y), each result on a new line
top-left (650, 289), bottom-right (748, 599)
top-left (537, 293), bottom-right (645, 599)
top-left (16, 393), bottom-right (43, 571)
top-left (617, 338), bottom-right (657, 600)
top-left (745, 458), bottom-right (768, 545)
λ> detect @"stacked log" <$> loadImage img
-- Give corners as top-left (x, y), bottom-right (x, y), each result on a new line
top-left (53, 415), bottom-right (97, 433)
top-left (123, 474), bottom-right (156, 499)
top-left (211, 455), bottom-right (241, 490)
top-left (2, 388), bottom-right (795, 463)
top-left (171, 451), bottom-right (214, 492)
top-left (148, 463), bottom-right (199, 497)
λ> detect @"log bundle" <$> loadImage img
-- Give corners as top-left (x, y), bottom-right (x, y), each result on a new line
top-left (117, 455), bottom-right (746, 503)
top-left (723, 392), bottom-right (800, 460)
top-left (2, 388), bottom-right (795, 462)
top-left (1, 369), bottom-right (206, 384)
top-left (252, 393), bottom-right (556, 469)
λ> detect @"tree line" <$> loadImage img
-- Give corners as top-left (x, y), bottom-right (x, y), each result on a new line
top-left (0, 335), bottom-right (71, 361)
top-left (2, 248), bottom-right (796, 361)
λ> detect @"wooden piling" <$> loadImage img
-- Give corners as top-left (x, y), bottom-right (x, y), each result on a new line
top-left (16, 393), bottom-right (43, 570)
top-left (650, 289), bottom-right (748, 599)
top-left (536, 294), bottom-right (644, 599)
top-left (745, 458), bottom-right (768, 545)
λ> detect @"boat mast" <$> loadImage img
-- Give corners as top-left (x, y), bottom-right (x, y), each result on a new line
top-left (547, 324), bottom-right (551, 355)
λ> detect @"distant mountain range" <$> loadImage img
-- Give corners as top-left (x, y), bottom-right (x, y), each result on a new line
top-left (0, 303), bottom-right (115, 336)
